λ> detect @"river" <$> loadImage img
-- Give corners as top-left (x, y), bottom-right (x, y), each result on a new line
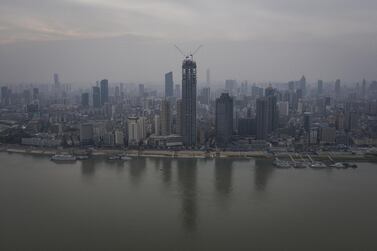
top-left (1, 152), bottom-right (377, 250)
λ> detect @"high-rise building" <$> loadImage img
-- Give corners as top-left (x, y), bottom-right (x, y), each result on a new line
top-left (139, 84), bottom-right (145, 97)
top-left (81, 93), bottom-right (89, 107)
top-left (265, 87), bottom-right (278, 133)
top-left (1, 86), bottom-right (9, 105)
top-left (165, 72), bottom-right (174, 97)
top-left (362, 79), bottom-right (366, 99)
top-left (154, 115), bottom-right (161, 136)
top-left (256, 97), bottom-right (268, 140)
top-left (252, 85), bottom-right (263, 98)
top-left (175, 84), bottom-right (181, 98)
top-left (54, 73), bottom-right (60, 88)
top-left (115, 130), bottom-right (124, 146)
top-left (238, 118), bottom-right (255, 136)
top-left (288, 81), bottom-right (295, 92)
top-left (181, 57), bottom-right (197, 146)
top-left (32, 88), bottom-right (39, 100)
top-left (160, 100), bottom-right (171, 136)
top-left (100, 79), bottom-right (109, 105)
top-left (176, 99), bottom-right (182, 135)
top-left (127, 117), bottom-right (146, 145)
top-left (215, 93), bottom-right (233, 145)
top-left (277, 101), bottom-right (289, 117)
top-left (303, 112), bottom-right (311, 132)
top-left (299, 75), bottom-right (306, 97)
top-left (80, 123), bottom-right (94, 145)
top-left (225, 80), bottom-right (237, 95)
top-left (198, 87), bottom-right (210, 105)
top-left (335, 79), bottom-right (341, 96)
top-left (92, 86), bottom-right (101, 108)
top-left (317, 80), bottom-right (323, 96)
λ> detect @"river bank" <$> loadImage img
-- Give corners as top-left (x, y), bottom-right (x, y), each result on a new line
top-left (1, 144), bottom-right (376, 162)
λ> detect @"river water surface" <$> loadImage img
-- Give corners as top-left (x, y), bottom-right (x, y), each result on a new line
top-left (1, 152), bottom-right (377, 250)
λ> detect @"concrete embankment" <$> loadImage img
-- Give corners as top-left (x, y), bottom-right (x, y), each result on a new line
top-left (1, 145), bottom-right (376, 162)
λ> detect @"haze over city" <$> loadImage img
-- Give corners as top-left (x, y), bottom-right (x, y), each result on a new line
top-left (2, 1), bottom-right (377, 250)
top-left (1, 0), bottom-right (377, 83)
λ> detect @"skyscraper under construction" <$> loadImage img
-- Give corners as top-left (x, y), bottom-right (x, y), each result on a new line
top-left (181, 57), bottom-right (197, 146)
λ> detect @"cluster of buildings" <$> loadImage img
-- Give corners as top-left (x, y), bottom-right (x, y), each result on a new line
top-left (1, 57), bottom-right (377, 153)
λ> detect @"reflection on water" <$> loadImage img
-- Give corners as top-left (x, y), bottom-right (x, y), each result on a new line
top-left (177, 158), bottom-right (198, 233)
top-left (214, 158), bottom-right (233, 197)
top-left (160, 158), bottom-right (172, 187)
top-left (81, 159), bottom-right (96, 177)
top-left (254, 159), bottom-right (274, 191)
top-left (129, 158), bottom-right (146, 185)
top-left (2, 152), bottom-right (377, 250)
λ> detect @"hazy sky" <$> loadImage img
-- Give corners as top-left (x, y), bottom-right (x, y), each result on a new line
top-left (0, 0), bottom-right (377, 84)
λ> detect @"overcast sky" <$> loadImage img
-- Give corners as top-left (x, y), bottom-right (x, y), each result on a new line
top-left (0, 0), bottom-right (377, 84)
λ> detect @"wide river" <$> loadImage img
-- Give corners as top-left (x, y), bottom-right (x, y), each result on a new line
top-left (1, 152), bottom-right (377, 250)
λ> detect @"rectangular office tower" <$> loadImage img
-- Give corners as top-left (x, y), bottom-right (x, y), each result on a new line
top-left (256, 98), bottom-right (268, 140)
top-left (92, 86), bottom-right (101, 108)
top-left (100, 79), bottom-right (109, 106)
top-left (181, 57), bottom-right (197, 146)
top-left (160, 100), bottom-right (171, 136)
top-left (81, 93), bottom-right (89, 107)
top-left (215, 93), bottom-right (233, 146)
top-left (165, 72), bottom-right (174, 97)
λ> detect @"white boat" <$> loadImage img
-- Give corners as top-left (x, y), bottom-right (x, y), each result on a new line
top-left (330, 162), bottom-right (346, 168)
top-left (108, 155), bottom-right (120, 160)
top-left (273, 158), bottom-right (292, 168)
top-left (310, 162), bottom-right (327, 169)
top-left (51, 154), bottom-right (76, 161)
top-left (120, 156), bottom-right (132, 160)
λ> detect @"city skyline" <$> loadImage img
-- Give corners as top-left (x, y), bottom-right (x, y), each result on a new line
top-left (1, 1), bottom-right (377, 83)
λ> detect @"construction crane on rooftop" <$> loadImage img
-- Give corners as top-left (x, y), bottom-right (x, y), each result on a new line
top-left (174, 44), bottom-right (203, 60)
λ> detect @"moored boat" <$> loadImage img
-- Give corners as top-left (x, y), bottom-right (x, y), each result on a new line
top-left (309, 162), bottom-right (327, 169)
top-left (76, 155), bottom-right (89, 160)
top-left (51, 154), bottom-right (76, 161)
top-left (120, 155), bottom-right (131, 160)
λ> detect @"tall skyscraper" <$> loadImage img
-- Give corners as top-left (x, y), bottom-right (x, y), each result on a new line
top-left (256, 97), bottom-right (268, 140)
top-left (100, 79), bottom-right (109, 105)
top-left (32, 88), bottom-right (39, 100)
top-left (176, 99), bottom-right (182, 135)
top-left (53, 73), bottom-right (60, 88)
top-left (81, 93), bottom-right (89, 107)
top-left (139, 84), bottom-right (145, 97)
top-left (303, 112), bottom-right (312, 132)
top-left (215, 93), bottom-right (233, 145)
top-left (299, 75), bottom-right (306, 97)
top-left (1, 86), bottom-right (9, 105)
top-left (362, 79), bottom-right (366, 99)
top-left (165, 72), bottom-right (174, 97)
top-left (288, 81), bottom-right (295, 92)
top-left (199, 87), bottom-right (210, 105)
top-left (92, 86), bottom-right (101, 108)
top-left (175, 84), bottom-right (181, 98)
top-left (181, 57), bottom-right (197, 146)
top-left (317, 80), bottom-right (323, 96)
top-left (160, 100), bottom-right (171, 136)
top-left (265, 86), bottom-right (278, 133)
top-left (335, 79), bottom-right (341, 96)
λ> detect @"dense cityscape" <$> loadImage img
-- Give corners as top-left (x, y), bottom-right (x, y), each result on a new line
top-left (1, 53), bottom-right (377, 160)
